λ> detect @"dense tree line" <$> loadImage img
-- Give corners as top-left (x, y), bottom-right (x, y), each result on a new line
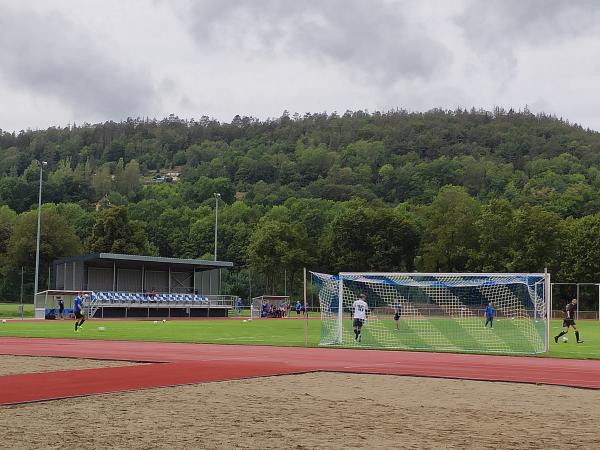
top-left (2, 108), bottom-right (600, 307)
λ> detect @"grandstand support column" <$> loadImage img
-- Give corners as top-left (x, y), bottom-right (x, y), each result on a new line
top-left (112, 262), bottom-right (116, 291)
top-left (168, 266), bottom-right (171, 294)
top-left (193, 267), bottom-right (196, 301)
top-left (141, 264), bottom-right (145, 293)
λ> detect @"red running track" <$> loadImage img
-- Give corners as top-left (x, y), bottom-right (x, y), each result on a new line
top-left (1, 337), bottom-right (599, 405)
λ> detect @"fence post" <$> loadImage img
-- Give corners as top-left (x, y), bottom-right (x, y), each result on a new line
top-left (303, 268), bottom-right (308, 347)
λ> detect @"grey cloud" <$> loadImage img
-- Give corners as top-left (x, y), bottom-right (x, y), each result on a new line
top-left (179, 0), bottom-right (453, 84)
top-left (458, 1), bottom-right (600, 79)
top-left (0, 6), bottom-right (156, 121)
top-left (460, 0), bottom-right (600, 45)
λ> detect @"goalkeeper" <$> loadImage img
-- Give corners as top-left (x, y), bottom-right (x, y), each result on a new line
top-left (484, 303), bottom-right (495, 328)
top-left (352, 293), bottom-right (368, 342)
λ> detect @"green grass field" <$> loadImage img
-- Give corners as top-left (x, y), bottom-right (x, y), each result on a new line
top-left (0, 303), bottom-right (34, 318)
top-left (0, 317), bottom-right (321, 347)
top-left (0, 317), bottom-right (597, 360)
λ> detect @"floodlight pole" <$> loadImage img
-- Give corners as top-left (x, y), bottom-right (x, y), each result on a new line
top-left (213, 193), bottom-right (221, 261)
top-left (34, 161), bottom-right (47, 302)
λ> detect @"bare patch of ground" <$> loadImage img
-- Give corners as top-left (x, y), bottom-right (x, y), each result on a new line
top-left (1, 372), bottom-right (599, 449)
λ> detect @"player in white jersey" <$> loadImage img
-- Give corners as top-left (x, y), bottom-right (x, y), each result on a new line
top-left (352, 293), bottom-right (369, 342)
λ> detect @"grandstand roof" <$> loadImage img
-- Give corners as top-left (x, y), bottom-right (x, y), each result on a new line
top-left (54, 253), bottom-right (233, 271)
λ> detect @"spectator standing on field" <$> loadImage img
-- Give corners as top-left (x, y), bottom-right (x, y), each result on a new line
top-left (57, 297), bottom-right (65, 319)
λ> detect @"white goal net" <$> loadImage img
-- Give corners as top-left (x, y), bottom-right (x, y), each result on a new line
top-left (313, 272), bottom-right (550, 354)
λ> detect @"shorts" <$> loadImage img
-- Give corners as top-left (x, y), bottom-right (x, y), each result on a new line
top-left (353, 318), bottom-right (364, 328)
top-left (563, 318), bottom-right (575, 327)
top-left (58, 308), bottom-right (64, 314)
top-left (75, 311), bottom-right (84, 319)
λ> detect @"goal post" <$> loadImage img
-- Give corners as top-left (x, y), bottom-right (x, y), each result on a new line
top-left (313, 271), bottom-right (550, 355)
top-left (250, 295), bottom-right (290, 320)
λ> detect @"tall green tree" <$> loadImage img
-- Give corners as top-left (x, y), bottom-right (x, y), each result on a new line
top-left (5, 206), bottom-right (83, 289)
top-left (92, 164), bottom-right (112, 199)
top-left (509, 206), bottom-right (563, 273)
top-left (420, 186), bottom-right (480, 271)
top-left (247, 208), bottom-right (315, 293)
top-left (86, 206), bottom-right (155, 255)
top-left (322, 200), bottom-right (419, 272)
top-left (473, 199), bottom-right (514, 271)
top-left (557, 214), bottom-right (600, 282)
top-left (0, 205), bottom-right (17, 254)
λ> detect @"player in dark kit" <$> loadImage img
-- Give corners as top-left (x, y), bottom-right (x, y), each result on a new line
top-left (554, 298), bottom-right (583, 343)
top-left (393, 301), bottom-right (402, 330)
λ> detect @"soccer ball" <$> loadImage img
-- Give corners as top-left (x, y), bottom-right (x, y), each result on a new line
top-left (153, 320), bottom-right (158, 324)
top-left (562, 336), bottom-right (568, 343)
top-left (162, 319), bottom-right (166, 323)
top-left (97, 326), bottom-right (105, 332)
top-left (1, 319), bottom-right (6, 323)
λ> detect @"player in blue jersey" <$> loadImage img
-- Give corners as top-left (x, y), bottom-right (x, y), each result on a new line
top-left (484, 303), bottom-right (495, 328)
top-left (73, 292), bottom-right (86, 331)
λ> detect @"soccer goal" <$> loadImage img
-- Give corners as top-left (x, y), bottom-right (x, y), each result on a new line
top-left (312, 272), bottom-right (550, 354)
top-left (250, 295), bottom-right (290, 320)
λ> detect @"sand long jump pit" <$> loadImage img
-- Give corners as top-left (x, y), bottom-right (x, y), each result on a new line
top-left (0, 355), bottom-right (138, 376)
top-left (1, 371), bottom-right (599, 449)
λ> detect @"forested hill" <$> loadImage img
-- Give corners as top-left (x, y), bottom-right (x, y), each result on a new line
top-left (2, 108), bottom-right (600, 303)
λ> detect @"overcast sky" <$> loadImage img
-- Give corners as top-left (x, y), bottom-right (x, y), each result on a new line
top-left (1, 0), bottom-right (600, 132)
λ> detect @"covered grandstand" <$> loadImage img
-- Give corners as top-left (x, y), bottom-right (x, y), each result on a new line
top-left (35, 253), bottom-right (236, 319)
